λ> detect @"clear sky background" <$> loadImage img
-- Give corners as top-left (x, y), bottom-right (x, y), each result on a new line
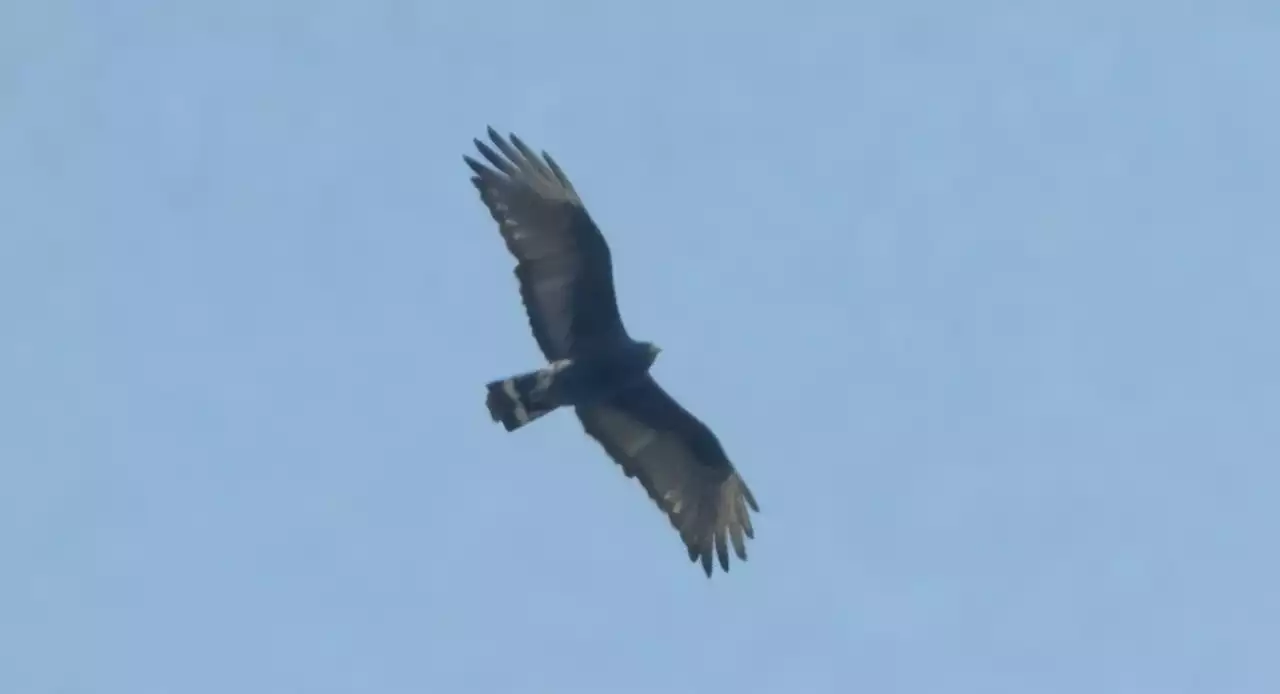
top-left (4, 2), bottom-right (1278, 692)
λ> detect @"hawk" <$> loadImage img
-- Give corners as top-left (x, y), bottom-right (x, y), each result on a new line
top-left (465, 127), bottom-right (760, 576)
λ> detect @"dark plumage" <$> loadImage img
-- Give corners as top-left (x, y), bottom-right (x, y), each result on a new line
top-left (465, 127), bottom-right (760, 577)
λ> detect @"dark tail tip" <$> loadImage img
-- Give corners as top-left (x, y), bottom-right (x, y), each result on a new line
top-left (485, 383), bottom-right (505, 423)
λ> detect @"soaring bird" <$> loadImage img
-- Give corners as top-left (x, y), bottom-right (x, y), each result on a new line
top-left (465, 127), bottom-right (759, 576)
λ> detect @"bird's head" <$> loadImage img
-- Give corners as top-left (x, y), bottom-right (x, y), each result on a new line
top-left (641, 341), bottom-right (662, 365)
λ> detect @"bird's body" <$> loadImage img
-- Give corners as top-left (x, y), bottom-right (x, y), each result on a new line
top-left (465, 127), bottom-right (759, 576)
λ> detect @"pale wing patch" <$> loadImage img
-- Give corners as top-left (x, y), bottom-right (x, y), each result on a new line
top-left (623, 429), bottom-right (657, 457)
top-left (663, 489), bottom-right (684, 514)
top-left (532, 275), bottom-right (572, 292)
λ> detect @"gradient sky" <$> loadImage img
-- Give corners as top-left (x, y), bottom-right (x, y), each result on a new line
top-left (4, 2), bottom-right (1278, 692)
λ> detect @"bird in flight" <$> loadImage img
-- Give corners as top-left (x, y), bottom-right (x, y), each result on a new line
top-left (464, 127), bottom-right (760, 576)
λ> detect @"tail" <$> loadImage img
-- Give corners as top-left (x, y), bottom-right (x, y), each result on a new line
top-left (485, 369), bottom-right (560, 432)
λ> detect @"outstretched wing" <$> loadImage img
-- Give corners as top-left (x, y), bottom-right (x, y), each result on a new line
top-left (465, 127), bottom-right (629, 361)
top-left (576, 377), bottom-right (760, 576)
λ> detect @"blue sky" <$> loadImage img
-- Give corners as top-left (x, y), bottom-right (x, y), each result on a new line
top-left (4, 1), bottom-right (1278, 692)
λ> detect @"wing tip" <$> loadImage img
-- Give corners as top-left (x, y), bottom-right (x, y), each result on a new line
top-left (740, 477), bottom-right (761, 513)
